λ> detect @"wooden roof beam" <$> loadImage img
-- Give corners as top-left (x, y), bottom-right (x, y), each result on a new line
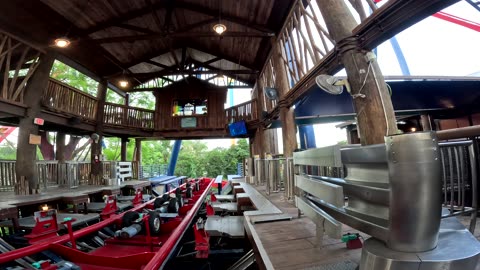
top-left (131, 69), bottom-right (258, 78)
top-left (116, 24), bottom-right (157, 34)
top-left (78, 0), bottom-right (170, 36)
top-left (186, 43), bottom-right (259, 71)
top-left (91, 31), bottom-right (274, 43)
top-left (145, 59), bottom-right (170, 69)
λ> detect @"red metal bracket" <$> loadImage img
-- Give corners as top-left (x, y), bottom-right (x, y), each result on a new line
top-left (24, 209), bottom-right (59, 244)
top-left (132, 189), bottom-right (143, 205)
top-left (210, 193), bottom-right (217, 202)
top-left (100, 195), bottom-right (118, 220)
top-left (206, 203), bottom-right (214, 216)
top-left (193, 223), bottom-right (209, 258)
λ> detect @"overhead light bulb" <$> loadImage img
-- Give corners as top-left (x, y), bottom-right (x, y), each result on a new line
top-left (119, 80), bottom-right (129, 88)
top-left (54, 37), bottom-right (71, 48)
top-left (213, 24), bottom-right (227, 35)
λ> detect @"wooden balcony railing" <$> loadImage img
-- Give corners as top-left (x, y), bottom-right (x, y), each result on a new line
top-left (225, 99), bottom-right (258, 124)
top-left (104, 102), bottom-right (155, 129)
top-left (43, 78), bottom-right (98, 120)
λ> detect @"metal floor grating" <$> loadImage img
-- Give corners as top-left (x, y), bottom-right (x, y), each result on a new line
top-left (303, 261), bottom-right (358, 270)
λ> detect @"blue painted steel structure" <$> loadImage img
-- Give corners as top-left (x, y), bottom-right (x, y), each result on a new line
top-left (167, 140), bottom-right (182, 176)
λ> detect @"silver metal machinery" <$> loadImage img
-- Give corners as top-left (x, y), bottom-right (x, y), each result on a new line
top-left (294, 132), bottom-right (480, 270)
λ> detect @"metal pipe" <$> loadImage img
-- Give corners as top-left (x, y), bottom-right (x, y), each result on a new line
top-left (468, 142), bottom-right (478, 234)
top-left (448, 147), bottom-right (454, 213)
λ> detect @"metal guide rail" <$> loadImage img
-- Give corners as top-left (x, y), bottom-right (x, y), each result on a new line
top-left (294, 132), bottom-right (480, 270)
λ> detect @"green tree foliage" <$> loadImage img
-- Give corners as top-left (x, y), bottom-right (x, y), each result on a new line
top-left (106, 89), bottom-right (125, 104)
top-left (129, 92), bottom-right (155, 110)
top-left (175, 139), bottom-right (250, 178)
top-left (50, 60), bottom-right (98, 96)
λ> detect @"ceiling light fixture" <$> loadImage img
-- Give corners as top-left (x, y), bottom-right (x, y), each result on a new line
top-left (54, 37), bottom-right (71, 48)
top-left (213, 23), bottom-right (227, 35)
top-left (119, 80), bottom-right (129, 88)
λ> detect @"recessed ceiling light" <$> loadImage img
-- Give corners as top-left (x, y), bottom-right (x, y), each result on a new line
top-left (213, 24), bottom-right (227, 35)
top-left (54, 37), bottom-right (71, 48)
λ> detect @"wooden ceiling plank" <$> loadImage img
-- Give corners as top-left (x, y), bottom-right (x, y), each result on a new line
top-left (145, 59), bottom-right (170, 69)
top-left (79, 0), bottom-right (169, 36)
top-left (203, 57), bottom-right (221, 65)
top-left (117, 24), bottom-right (157, 34)
top-left (175, 1), bottom-right (274, 34)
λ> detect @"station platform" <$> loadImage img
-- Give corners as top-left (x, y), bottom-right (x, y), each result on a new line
top-left (0, 180), bottom-right (150, 220)
top-left (246, 184), bottom-right (363, 270)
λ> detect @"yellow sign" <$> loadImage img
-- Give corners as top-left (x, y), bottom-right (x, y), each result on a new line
top-left (29, 134), bottom-right (41, 145)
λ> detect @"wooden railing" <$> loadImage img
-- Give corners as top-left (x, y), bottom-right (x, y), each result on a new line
top-left (104, 102), bottom-right (155, 129)
top-left (0, 160), bottom-right (92, 191)
top-left (42, 78), bottom-right (98, 120)
top-left (225, 99), bottom-right (258, 123)
top-left (0, 160), bottom-right (16, 191)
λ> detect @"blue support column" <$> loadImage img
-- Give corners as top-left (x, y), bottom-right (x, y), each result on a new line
top-left (299, 125), bottom-right (316, 149)
top-left (167, 140), bottom-right (182, 176)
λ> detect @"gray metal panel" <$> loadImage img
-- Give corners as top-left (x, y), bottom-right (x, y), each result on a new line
top-left (359, 217), bottom-right (480, 270)
top-left (386, 132), bottom-right (442, 252)
top-left (293, 144), bottom-right (344, 167)
top-left (306, 195), bottom-right (389, 242)
top-left (295, 175), bottom-right (344, 207)
top-left (295, 196), bottom-right (342, 239)
top-left (312, 176), bottom-right (390, 206)
top-left (345, 197), bottom-right (389, 227)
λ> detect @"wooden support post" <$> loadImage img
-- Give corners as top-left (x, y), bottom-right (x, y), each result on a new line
top-left (316, 0), bottom-right (397, 145)
top-left (90, 80), bottom-right (107, 184)
top-left (121, 137), bottom-right (128, 161)
top-left (56, 132), bottom-right (66, 163)
top-left (123, 94), bottom-right (130, 125)
top-left (15, 52), bottom-right (54, 194)
top-left (272, 42), bottom-right (297, 200)
top-left (420, 114), bottom-right (432, 131)
top-left (134, 138), bottom-right (142, 164)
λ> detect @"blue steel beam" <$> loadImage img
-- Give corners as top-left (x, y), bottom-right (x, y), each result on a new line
top-left (167, 140), bottom-right (182, 176)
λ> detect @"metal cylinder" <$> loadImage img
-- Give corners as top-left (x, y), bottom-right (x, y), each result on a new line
top-left (386, 132), bottom-right (442, 252)
top-left (119, 224), bottom-right (142, 238)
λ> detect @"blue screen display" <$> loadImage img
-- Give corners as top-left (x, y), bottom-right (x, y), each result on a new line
top-left (228, 121), bottom-right (247, 137)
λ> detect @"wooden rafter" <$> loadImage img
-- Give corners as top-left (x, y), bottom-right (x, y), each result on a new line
top-left (116, 24), bottom-right (157, 34)
top-left (91, 31), bottom-right (274, 44)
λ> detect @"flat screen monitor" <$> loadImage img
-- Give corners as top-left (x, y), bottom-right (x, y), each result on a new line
top-left (228, 121), bottom-right (247, 137)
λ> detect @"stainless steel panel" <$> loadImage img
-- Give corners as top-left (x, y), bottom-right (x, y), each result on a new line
top-left (312, 176), bottom-right (390, 206)
top-left (306, 195), bottom-right (389, 242)
top-left (386, 132), bottom-right (442, 252)
top-left (295, 196), bottom-right (342, 238)
top-left (345, 197), bottom-right (389, 227)
top-left (293, 144), bottom-right (345, 167)
top-left (360, 216), bottom-right (480, 270)
top-left (295, 175), bottom-right (344, 207)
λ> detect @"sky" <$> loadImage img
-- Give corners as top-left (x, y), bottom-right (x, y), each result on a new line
top-left (2, 2), bottom-right (479, 153)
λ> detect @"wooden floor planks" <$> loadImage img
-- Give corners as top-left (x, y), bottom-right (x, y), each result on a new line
top-left (249, 185), bottom-right (362, 270)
